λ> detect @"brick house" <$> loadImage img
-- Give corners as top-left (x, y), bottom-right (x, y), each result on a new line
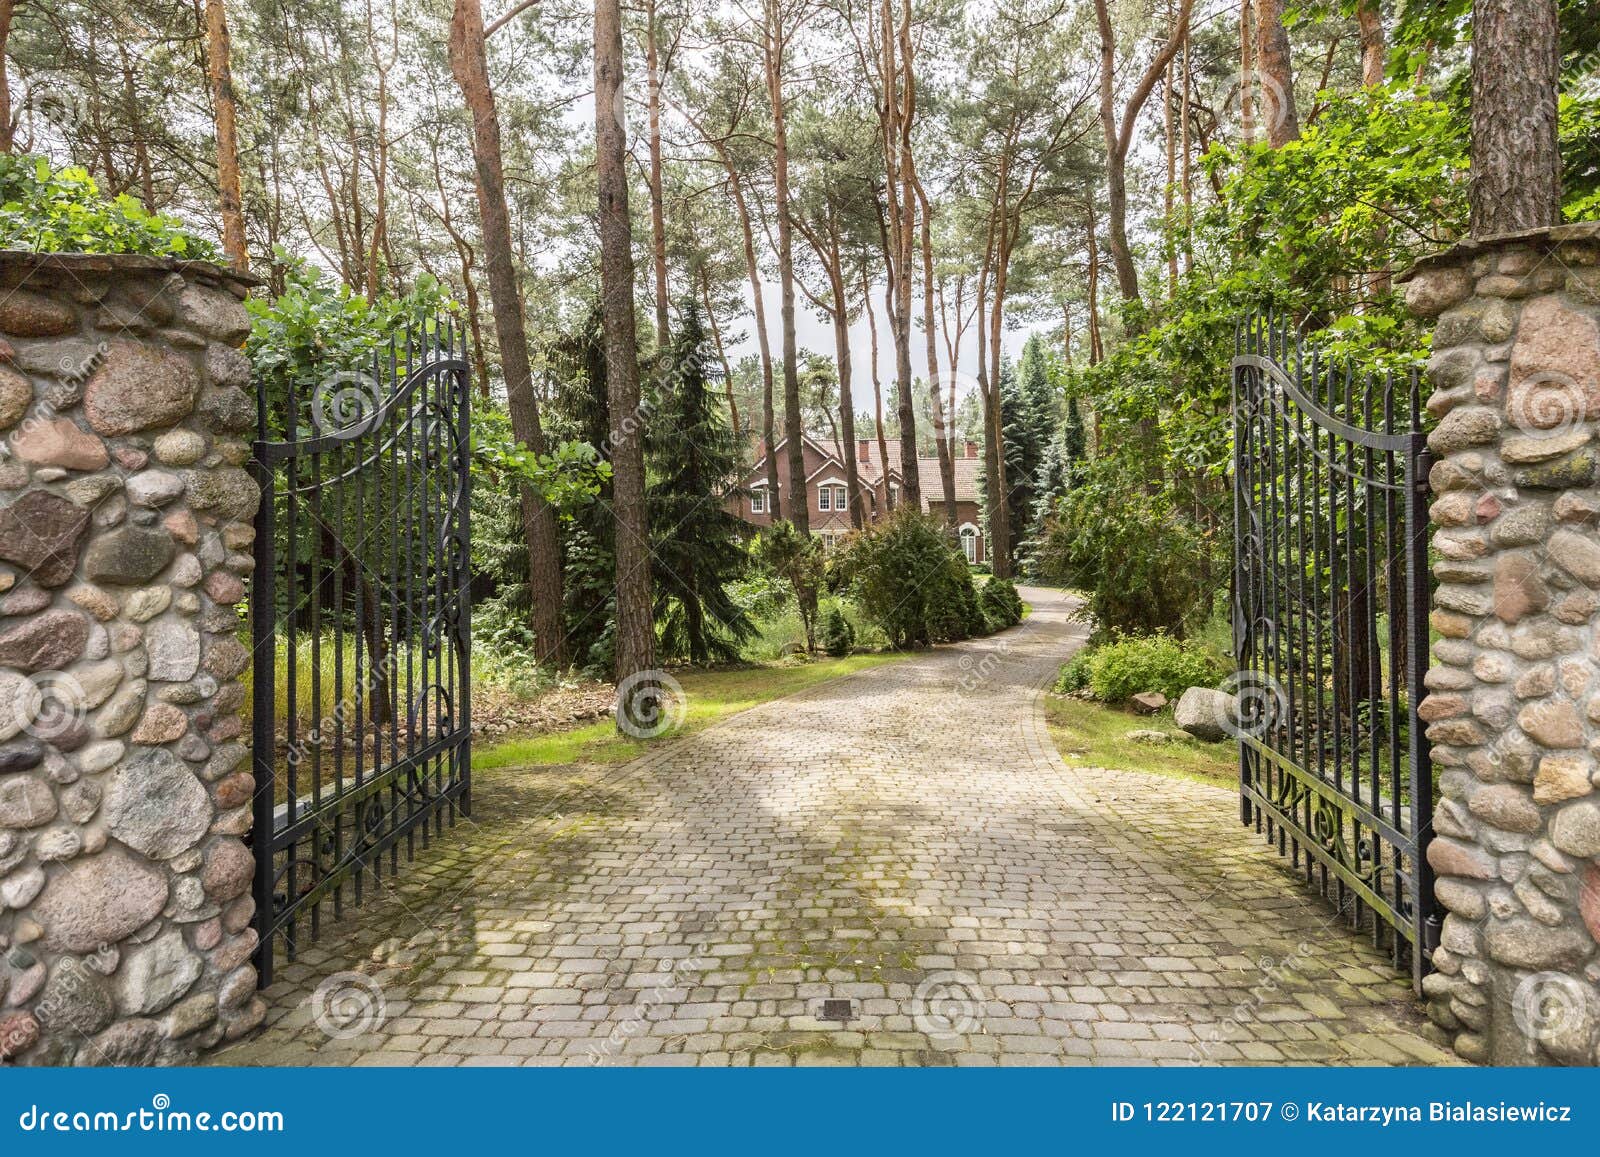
top-left (731, 434), bottom-right (987, 563)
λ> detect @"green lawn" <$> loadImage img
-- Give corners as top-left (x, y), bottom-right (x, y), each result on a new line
top-left (474, 653), bottom-right (905, 771)
top-left (1042, 694), bottom-right (1236, 786)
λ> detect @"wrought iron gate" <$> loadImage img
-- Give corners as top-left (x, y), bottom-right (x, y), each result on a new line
top-left (250, 315), bottom-right (471, 983)
top-left (1231, 312), bottom-right (1437, 990)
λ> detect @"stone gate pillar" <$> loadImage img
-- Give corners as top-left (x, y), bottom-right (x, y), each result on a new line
top-left (0, 253), bottom-right (263, 1065)
top-left (1407, 222), bottom-right (1600, 1065)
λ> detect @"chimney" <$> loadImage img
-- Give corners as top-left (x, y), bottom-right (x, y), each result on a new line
top-left (858, 439), bottom-right (871, 464)
top-left (965, 439), bottom-right (978, 460)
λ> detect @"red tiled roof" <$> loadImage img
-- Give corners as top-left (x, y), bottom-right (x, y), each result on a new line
top-left (755, 436), bottom-right (982, 507)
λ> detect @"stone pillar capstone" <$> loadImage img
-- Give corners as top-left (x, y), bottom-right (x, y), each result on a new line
top-left (1406, 221), bottom-right (1600, 1065)
top-left (0, 253), bottom-right (263, 1065)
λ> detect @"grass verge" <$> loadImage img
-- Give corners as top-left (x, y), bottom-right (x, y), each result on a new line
top-left (474, 653), bottom-right (905, 772)
top-left (1042, 694), bottom-right (1236, 786)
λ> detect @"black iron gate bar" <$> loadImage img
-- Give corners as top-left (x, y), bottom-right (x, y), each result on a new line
top-left (250, 315), bottom-right (472, 985)
top-left (1231, 311), bottom-right (1437, 991)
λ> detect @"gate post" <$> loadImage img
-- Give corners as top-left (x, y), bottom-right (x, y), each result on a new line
top-left (1405, 222), bottom-right (1600, 1064)
top-left (0, 253), bottom-right (263, 1065)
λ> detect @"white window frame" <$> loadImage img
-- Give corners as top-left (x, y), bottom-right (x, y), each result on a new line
top-left (750, 486), bottom-right (768, 515)
top-left (818, 482), bottom-right (846, 513)
top-left (959, 522), bottom-right (979, 564)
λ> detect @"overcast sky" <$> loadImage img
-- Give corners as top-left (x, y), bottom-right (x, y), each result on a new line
top-left (729, 277), bottom-right (1046, 405)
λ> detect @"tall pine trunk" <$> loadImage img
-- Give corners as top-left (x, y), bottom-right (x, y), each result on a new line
top-left (203, 0), bottom-right (248, 271)
top-left (765, 3), bottom-right (807, 534)
top-left (1094, 0), bottom-right (1194, 304)
top-left (827, 228), bottom-right (865, 528)
top-left (449, 0), bottom-right (565, 665)
top-left (645, 0), bottom-right (670, 348)
top-left (1254, 0), bottom-right (1299, 147)
top-left (595, 0), bottom-right (655, 683)
top-left (918, 184), bottom-right (956, 528)
top-left (718, 157), bottom-right (781, 510)
top-left (699, 270), bottom-right (740, 439)
top-left (1470, 0), bottom-right (1561, 236)
top-left (863, 262), bottom-right (892, 511)
top-left (1355, 0), bottom-right (1385, 88)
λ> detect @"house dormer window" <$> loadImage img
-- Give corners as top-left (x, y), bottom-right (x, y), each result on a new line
top-left (818, 482), bottom-right (846, 512)
top-left (750, 487), bottom-right (767, 515)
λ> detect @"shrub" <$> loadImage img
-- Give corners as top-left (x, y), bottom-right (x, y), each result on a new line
top-left (979, 576), bottom-right (1023, 631)
top-left (756, 521), bottom-right (825, 652)
top-left (1034, 477), bottom-right (1215, 640)
top-left (1078, 633), bottom-right (1224, 704)
top-left (1053, 650), bottom-right (1093, 694)
top-left (833, 508), bottom-right (978, 648)
top-left (0, 154), bottom-right (216, 258)
top-left (818, 603), bottom-right (855, 657)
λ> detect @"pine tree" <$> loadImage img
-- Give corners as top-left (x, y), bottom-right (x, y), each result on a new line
top-left (1062, 393), bottom-right (1086, 490)
top-left (646, 304), bottom-right (754, 663)
top-left (549, 306), bottom-right (616, 676)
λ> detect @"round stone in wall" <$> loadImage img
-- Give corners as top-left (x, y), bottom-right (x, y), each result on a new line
top-left (0, 365), bottom-right (32, 430)
top-left (116, 927), bottom-right (202, 1016)
top-left (102, 748), bottom-right (210, 859)
top-left (40, 962), bottom-right (116, 1035)
top-left (33, 845), bottom-right (168, 953)
top-left (145, 619), bottom-right (201, 681)
top-left (83, 526), bottom-right (175, 586)
top-left (82, 341), bottom-right (201, 436)
top-left (0, 490), bottom-right (91, 588)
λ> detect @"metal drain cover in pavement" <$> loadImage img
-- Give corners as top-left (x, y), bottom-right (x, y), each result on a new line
top-left (819, 999), bottom-right (855, 1022)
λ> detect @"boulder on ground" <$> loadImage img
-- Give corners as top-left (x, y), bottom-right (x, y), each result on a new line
top-left (1125, 729), bottom-right (1171, 745)
top-left (1175, 686), bottom-right (1238, 742)
top-left (1130, 691), bottom-right (1167, 715)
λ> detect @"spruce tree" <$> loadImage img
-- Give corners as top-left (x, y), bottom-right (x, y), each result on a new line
top-left (1062, 393), bottom-right (1086, 490)
top-left (646, 303), bottom-right (754, 663)
top-left (548, 306), bottom-right (616, 675)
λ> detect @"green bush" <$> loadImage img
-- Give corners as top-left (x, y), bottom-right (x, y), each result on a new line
top-left (833, 508), bottom-right (979, 648)
top-left (1053, 650), bottom-right (1093, 694)
top-left (1034, 476), bottom-right (1215, 640)
top-left (0, 155), bottom-right (216, 258)
top-left (1077, 633), bottom-right (1224, 704)
top-left (756, 521), bottom-right (825, 652)
top-left (818, 604), bottom-right (855, 657)
top-left (979, 576), bottom-right (1023, 631)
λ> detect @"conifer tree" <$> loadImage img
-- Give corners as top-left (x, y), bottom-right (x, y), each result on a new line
top-left (646, 304), bottom-right (754, 663)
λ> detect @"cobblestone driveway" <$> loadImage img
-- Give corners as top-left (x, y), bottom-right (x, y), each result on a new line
top-left (216, 587), bottom-right (1454, 1067)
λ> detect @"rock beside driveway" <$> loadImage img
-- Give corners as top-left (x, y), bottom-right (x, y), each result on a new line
top-left (1130, 691), bottom-right (1167, 714)
top-left (1175, 686), bottom-right (1238, 742)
